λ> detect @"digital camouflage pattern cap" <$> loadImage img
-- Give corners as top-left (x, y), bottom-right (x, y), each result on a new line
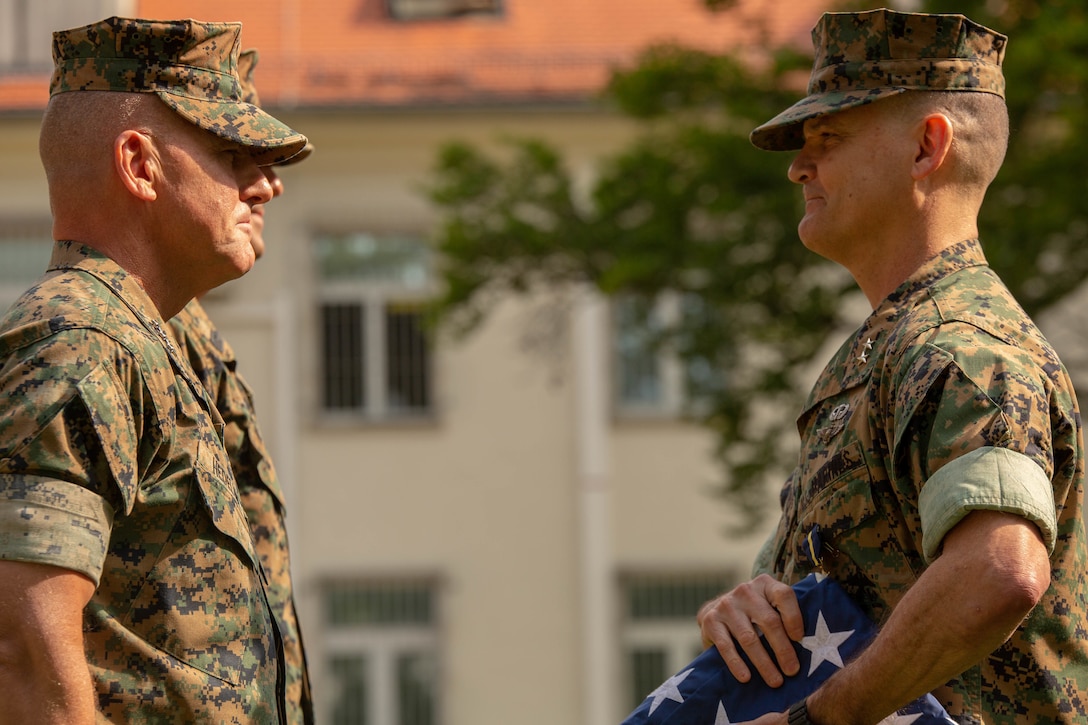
top-left (50, 17), bottom-right (308, 165)
top-left (751, 8), bottom-right (1007, 151)
top-left (238, 48), bottom-right (313, 166)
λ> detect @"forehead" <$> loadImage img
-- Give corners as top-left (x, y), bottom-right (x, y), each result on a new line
top-left (801, 101), bottom-right (899, 137)
top-left (156, 111), bottom-right (247, 155)
top-left (804, 106), bottom-right (864, 133)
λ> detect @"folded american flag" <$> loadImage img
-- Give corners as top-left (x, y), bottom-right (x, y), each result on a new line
top-left (621, 573), bottom-right (956, 724)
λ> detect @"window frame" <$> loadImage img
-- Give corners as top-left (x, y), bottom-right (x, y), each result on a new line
top-left (612, 293), bottom-right (695, 420)
top-left (384, 0), bottom-right (503, 22)
top-left (619, 569), bottom-right (738, 710)
top-left (320, 576), bottom-right (444, 725)
top-left (313, 232), bottom-right (437, 425)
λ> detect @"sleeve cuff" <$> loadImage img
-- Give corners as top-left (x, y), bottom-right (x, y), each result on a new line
top-left (919, 446), bottom-right (1057, 563)
top-left (0, 475), bottom-right (114, 587)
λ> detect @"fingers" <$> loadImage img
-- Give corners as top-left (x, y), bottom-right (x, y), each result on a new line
top-left (697, 575), bottom-right (803, 687)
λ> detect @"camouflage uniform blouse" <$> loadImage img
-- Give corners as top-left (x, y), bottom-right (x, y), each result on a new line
top-left (758, 239), bottom-right (1088, 723)
top-left (168, 299), bottom-right (313, 724)
top-left (0, 243), bottom-right (285, 723)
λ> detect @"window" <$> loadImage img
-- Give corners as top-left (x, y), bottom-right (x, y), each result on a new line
top-left (0, 0), bottom-right (127, 73)
top-left (315, 233), bottom-right (434, 421)
top-left (613, 294), bottom-right (724, 418)
top-left (323, 578), bottom-right (442, 725)
top-left (621, 571), bottom-right (736, 710)
top-left (385, 0), bottom-right (502, 21)
top-left (0, 218), bottom-right (52, 307)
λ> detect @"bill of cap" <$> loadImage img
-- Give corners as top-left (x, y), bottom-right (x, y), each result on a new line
top-left (157, 93), bottom-right (308, 165)
top-left (274, 141), bottom-right (314, 166)
top-left (749, 87), bottom-right (910, 151)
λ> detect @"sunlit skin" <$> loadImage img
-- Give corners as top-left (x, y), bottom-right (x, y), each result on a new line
top-left (786, 102), bottom-right (917, 272)
top-left (249, 166), bottom-right (285, 261)
top-left (145, 118), bottom-right (274, 291)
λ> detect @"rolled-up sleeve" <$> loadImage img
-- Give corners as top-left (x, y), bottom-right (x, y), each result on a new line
top-left (0, 474), bottom-right (114, 586)
top-left (919, 446), bottom-right (1056, 563)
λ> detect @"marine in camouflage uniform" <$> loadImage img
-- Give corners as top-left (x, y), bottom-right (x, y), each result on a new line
top-left (755, 239), bottom-right (1087, 723)
top-left (708, 9), bottom-right (1087, 724)
top-left (0, 17), bottom-right (307, 723)
top-left (167, 49), bottom-right (315, 725)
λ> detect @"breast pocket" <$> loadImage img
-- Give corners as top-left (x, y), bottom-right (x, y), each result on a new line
top-left (795, 441), bottom-right (913, 620)
top-left (122, 441), bottom-right (273, 686)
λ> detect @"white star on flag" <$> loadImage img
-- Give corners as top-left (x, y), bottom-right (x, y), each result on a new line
top-left (715, 702), bottom-right (733, 725)
top-left (647, 668), bottom-right (693, 714)
top-left (800, 610), bottom-right (854, 675)
top-left (878, 713), bottom-right (924, 724)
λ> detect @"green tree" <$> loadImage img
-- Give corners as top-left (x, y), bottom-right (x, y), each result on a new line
top-left (425, 1), bottom-right (1088, 530)
top-left (925, 0), bottom-right (1088, 313)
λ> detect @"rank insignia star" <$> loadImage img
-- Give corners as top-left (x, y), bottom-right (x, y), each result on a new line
top-left (857, 336), bottom-right (875, 364)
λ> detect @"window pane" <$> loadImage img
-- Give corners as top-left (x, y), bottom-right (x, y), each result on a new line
top-left (327, 581), bottom-right (434, 627)
top-left (315, 233), bottom-right (430, 289)
top-left (626, 574), bottom-right (734, 620)
top-left (677, 293), bottom-right (728, 403)
top-left (397, 651), bottom-right (437, 725)
top-left (629, 648), bottom-right (667, 709)
top-left (614, 297), bottom-right (662, 407)
top-left (321, 303), bottom-right (366, 411)
top-left (387, 0), bottom-right (502, 21)
top-left (385, 304), bottom-right (431, 414)
top-left (331, 655), bottom-right (370, 725)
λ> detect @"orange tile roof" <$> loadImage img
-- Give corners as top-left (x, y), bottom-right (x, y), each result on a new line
top-left (1, 0), bottom-right (829, 111)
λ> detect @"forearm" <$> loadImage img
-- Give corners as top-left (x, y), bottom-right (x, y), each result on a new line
top-left (806, 511), bottom-right (1049, 725)
top-left (0, 562), bottom-right (97, 725)
top-left (0, 653), bottom-right (95, 725)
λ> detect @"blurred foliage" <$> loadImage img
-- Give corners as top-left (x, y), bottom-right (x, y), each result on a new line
top-left (425, 0), bottom-right (1088, 531)
top-left (920, 0), bottom-right (1088, 311)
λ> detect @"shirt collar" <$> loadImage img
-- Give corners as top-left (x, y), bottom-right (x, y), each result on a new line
top-left (48, 240), bottom-right (164, 326)
top-left (804, 239), bottom-right (989, 408)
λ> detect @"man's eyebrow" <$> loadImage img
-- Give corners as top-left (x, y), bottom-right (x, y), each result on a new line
top-left (804, 116), bottom-right (835, 133)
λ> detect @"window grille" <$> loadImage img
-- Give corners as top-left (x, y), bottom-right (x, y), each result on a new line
top-left (324, 579), bottom-right (441, 725)
top-left (621, 571), bottom-right (736, 709)
top-left (386, 0), bottom-right (502, 22)
top-left (315, 233), bottom-right (434, 421)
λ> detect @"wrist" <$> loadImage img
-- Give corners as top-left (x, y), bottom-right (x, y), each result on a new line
top-left (789, 696), bottom-right (840, 725)
top-left (787, 699), bottom-right (816, 725)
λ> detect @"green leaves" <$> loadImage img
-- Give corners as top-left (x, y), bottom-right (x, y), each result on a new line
top-left (425, 1), bottom-right (1088, 530)
top-left (924, 0), bottom-right (1088, 315)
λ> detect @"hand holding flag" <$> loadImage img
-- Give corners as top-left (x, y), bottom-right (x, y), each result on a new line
top-left (620, 574), bottom-right (955, 724)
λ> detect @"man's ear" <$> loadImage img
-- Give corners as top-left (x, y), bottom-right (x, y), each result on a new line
top-left (912, 113), bottom-right (954, 181)
top-left (115, 130), bottom-right (159, 201)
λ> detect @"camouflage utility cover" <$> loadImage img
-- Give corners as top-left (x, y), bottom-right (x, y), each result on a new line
top-left (238, 49), bottom-right (313, 166)
top-left (752, 9), bottom-right (1007, 151)
top-left (757, 240), bottom-right (1088, 722)
top-left (50, 17), bottom-right (307, 165)
top-left (0, 243), bottom-right (285, 722)
top-left (169, 300), bottom-right (313, 724)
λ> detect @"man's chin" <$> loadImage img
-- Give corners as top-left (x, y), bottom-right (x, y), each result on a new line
top-left (250, 239), bottom-right (266, 261)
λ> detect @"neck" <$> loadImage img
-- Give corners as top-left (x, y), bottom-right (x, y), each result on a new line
top-left (850, 198), bottom-right (980, 308)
